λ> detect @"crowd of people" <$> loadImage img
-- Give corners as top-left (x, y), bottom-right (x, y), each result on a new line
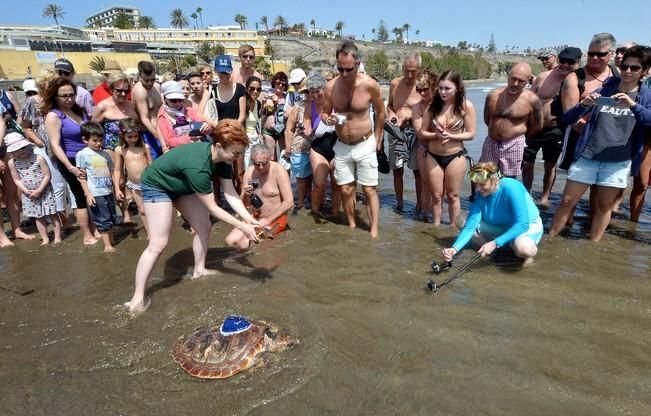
top-left (1, 34), bottom-right (650, 314)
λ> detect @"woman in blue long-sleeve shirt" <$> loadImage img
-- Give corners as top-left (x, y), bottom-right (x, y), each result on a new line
top-left (442, 162), bottom-right (543, 263)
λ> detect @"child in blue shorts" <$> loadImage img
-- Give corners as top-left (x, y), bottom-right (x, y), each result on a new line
top-left (77, 122), bottom-right (117, 252)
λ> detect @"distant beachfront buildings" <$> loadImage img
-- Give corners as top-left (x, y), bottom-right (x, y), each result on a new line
top-left (85, 6), bottom-right (140, 29)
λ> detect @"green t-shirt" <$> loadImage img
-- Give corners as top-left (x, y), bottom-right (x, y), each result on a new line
top-left (141, 142), bottom-right (232, 195)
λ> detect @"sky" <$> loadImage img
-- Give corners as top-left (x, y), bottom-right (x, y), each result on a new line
top-left (7, 0), bottom-right (651, 50)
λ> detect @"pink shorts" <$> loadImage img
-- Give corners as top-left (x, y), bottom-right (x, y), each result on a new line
top-left (479, 135), bottom-right (526, 177)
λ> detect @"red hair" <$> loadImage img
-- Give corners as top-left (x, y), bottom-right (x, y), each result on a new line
top-left (210, 119), bottom-right (249, 147)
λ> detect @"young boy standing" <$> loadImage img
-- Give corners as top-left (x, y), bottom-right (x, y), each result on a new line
top-left (77, 122), bottom-right (117, 252)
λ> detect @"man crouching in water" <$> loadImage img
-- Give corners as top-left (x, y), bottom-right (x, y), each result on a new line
top-left (225, 144), bottom-right (293, 250)
top-left (321, 39), bottom-right (386, 237)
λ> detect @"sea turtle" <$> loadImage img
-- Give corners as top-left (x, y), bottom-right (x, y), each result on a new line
top-left (171, 316), bottom-right (298, 379)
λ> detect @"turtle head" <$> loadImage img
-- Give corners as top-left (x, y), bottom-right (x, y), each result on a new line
top-left (265, 331), bottom-right (299, 352)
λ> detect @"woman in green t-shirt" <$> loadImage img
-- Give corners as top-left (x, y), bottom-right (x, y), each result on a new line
top-left (125, 120), bottom-right (260, 316)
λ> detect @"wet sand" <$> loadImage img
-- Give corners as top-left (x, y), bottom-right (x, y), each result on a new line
top-left (1, 83), bottom-right (650, 415)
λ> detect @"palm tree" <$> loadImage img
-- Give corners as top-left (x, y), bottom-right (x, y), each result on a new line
top-left (234, 14), bottom-right (247, 30)
top-left (191, 12), bottom-right (198, 29)
top-left (259, 16), bottom-right (269, 33)
top-left (392, 27), bottom-right (403, 44)
top-left (335, 21), bottom-right (344, 38)
top-left (138, 16), bottom-right (156, 29)
top-left (88, 56), bottom-right (106, 73)
top-left (42, 3), bottom-right (65, 26)
top-left (273, 16), bottom-right (288, 35)
top-left (295, 22), bottom-right (306, 35)
top-left (371, 28), bottom-right (376, 41)
top-left (196, 7), bottom-right (203, 28)
top-left (310, 19), bottom-right (316, 31)
top-left (113, 11), bottom-right (134, 29)
top-left (415, 29), bottom-right (420, 41)
top-left (402, 23), bottom-right (410, 43)
top-left (170, 9), bottom-right (189, 30)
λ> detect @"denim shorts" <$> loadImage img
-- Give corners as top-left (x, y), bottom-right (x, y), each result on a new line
top-left (290, 152), bottom-right (312, 179)
top-left (141, 182), bottom-right (179, 203)
top-left (568, 156), bottom-right (631, 189)
top-left (89, 194), bottom-right (116, 232)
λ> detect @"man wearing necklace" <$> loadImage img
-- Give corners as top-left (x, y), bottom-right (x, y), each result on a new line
top-left (480, 62), bottom-right (543, 178)
top-left (550, 46), bottom-right (651, 241)
top-left (559, 33), bottom-right (619, 170)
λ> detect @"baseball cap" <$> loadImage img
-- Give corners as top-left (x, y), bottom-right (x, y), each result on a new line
top-left (54, 58), bottom-right (74, 73)
top-left (214, 55), bottom-right (233, 74)
top-left (4, 132), bottom-right (32, 153)
top-left (288, 68), bottom-right (307, 84)
top-left (537, 51), bottom-right (556, 60)
top-left (160, 81), bottom-right (185, 100)
top-left (22, 79), bottom-right (38, 93)
top-left (558, 47), bottom-right (582, 61)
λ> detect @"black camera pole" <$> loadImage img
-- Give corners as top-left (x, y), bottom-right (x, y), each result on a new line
top-left (426, 252), bottom-right (482, 293)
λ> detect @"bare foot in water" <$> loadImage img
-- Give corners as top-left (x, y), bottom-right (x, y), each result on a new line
top-left (40, 240), bottom-right (50, 246)
top-left (14, 230), bottom-right (35, 240)
top-left (191, 269), bottom-right (221, 280)
top-left (124, 297), bottom-right (151, 317)
top-left (84, 237), bottom-right (98, 245)
top-left (104, 246), bottom-right (117, 253)
top-left (0, 238), bottom-right (15, 248)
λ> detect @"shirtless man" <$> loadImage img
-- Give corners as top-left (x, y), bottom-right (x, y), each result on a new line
top-left (523, 47), bottom-right (581, 205)
top-left (385, 53), bottom-right (422, 211)
top-left (538, 51), bottom-right (558, 71)
top-left (132, 61), bottom-right (165, 159)
top-left (231, 44), bottom-right (264, 86)
top-left (559, 33), bottom-right (618, 170)
top-left (321, 40), bottom-right (386, 237)
top-left (225, 144), bottom-right (293, 250)
top-left (481, 62), bottom-right (543, 178)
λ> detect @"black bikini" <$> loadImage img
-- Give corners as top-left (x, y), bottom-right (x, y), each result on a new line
top-left (427, 149), bottom-right (467, 169)
top-left (428, 116), bottom-right (467, 169)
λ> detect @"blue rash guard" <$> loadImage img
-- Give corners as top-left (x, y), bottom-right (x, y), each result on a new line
top-left (452, 178), bottom-right (540, 252)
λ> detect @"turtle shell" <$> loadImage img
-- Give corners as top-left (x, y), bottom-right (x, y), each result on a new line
top-left (171, 321), bottom-right (269, 379)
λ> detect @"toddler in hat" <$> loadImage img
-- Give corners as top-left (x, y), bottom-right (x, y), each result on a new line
top-left (6, 132), bottom-right (61, 245)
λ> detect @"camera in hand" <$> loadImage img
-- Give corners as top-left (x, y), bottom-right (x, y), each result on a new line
top-left (248, 179), bottom-right (259, 189)
top-left (250, 194), bottom-right (263, 209)
top-left (189, 121), bottom-right (203, 137)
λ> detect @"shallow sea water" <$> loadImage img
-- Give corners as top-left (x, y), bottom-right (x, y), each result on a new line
top-left (1, 83), bottom-right (650, 415)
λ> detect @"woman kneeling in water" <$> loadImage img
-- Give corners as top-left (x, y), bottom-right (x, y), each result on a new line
top-left (442, 162), bottom-right (542, 263)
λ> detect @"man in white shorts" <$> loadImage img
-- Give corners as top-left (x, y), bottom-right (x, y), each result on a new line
top-left (321, 40), bottom-right (385, 237)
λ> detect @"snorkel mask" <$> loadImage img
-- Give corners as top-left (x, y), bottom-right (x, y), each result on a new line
top-left (467, 166), bottom-right (502, 184)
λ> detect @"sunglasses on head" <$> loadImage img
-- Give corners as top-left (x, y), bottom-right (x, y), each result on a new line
top-left (123, 128), bottom-right (140, 134)
top-left (559, 58), bottom-right (577, 65)
top-left (248, 86), bottom-right (262, 92)
top-left (337, 66), bottom-right (356, 73)
top-left (619, 64), bottom-right (643, 72)
top-left (467, 169), bottom-right (500, 184)
top-left (587, 51), bottom-right (610, 58)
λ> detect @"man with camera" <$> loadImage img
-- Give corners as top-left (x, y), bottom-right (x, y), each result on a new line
top-left (225, 144), bottom-right (294, 250)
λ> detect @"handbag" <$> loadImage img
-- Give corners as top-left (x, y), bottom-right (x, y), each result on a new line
top-left (377, 150), bottom-right (390, 174)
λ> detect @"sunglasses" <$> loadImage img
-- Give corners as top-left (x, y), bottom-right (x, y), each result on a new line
top-left (57, 93), bottom-right (76, 100)
top-left (113, 88), bottom-right (130, 95)
top-left (539, 56), bottom-right (550, 62)
top-left (275, 80), bottom-right (287, 85)
top-left (248, 87), bottom-right (262, 92)
top-left (559, 58), bottom-right (577, 65)
top-left (201, 71), bottom-right (212, 75)
top-left (252, 160), bottom-right (269, 167)
top-left (57, 70), bottom-right (71, 76)
top-left (467, 169), bottom-right (498, 184)
top-left (615, 47), bottom-right (629, 55)
top-left (416, 87), bottom-right (430, 94)
top-left (619, 64), bottom-right (643, 72)
top-left (168, 98), bottom-right (184, 103)
top-left (587, 51), bottom-right (610, 58)
top-left (241, 54), bottom-right (255, 60)
top-left (337, 66), bottom-right (356, 73)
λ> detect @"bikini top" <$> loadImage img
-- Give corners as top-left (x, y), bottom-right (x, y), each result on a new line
top-left (434, 115), bottom-right (465, 133)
